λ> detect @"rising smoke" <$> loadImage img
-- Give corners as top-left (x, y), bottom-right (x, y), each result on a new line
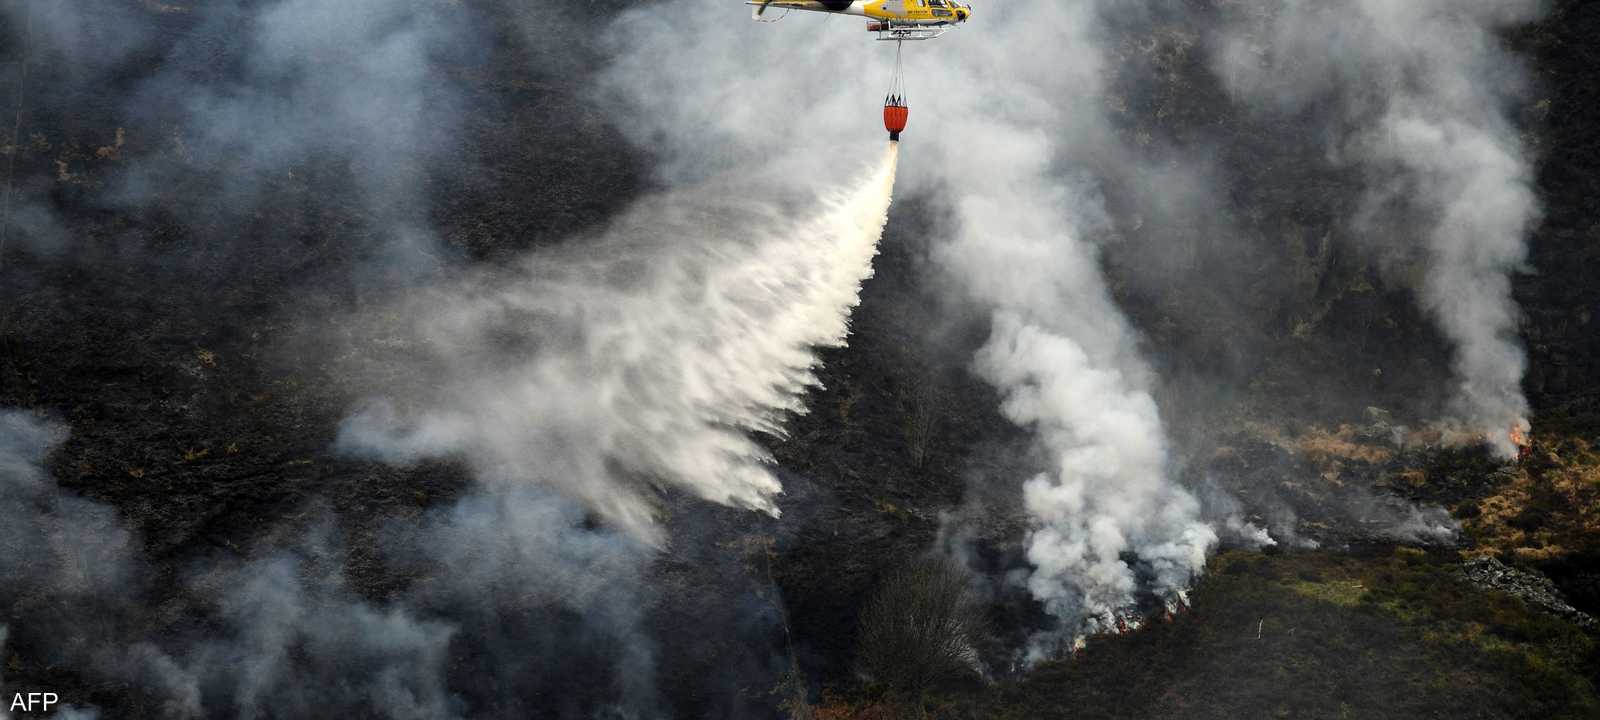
top-left (0, 404), bottom-right (697, 718)
top-left (924, 3), bottom-right (1219, 656)
top-left (0, 404), bottom-right (745, 713)
top-left (0, 410), bottom-right (468, 718)
top-left (137, 0), bottom-right (476, 273)
top-left (1212, 0), bottom-right (1545, 457)
top-left (0, 411), bottom-right (145, 681)
top-left (2, 0), bottom-right (479, 283)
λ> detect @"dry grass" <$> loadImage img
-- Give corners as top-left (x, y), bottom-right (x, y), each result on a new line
top-left (1297, 424), bottom-right (1396, 464)
top-left (1242, 420), bottom-right (1395, 465)
top-left (1465, 434), bottom-right (1600, 561)
top-left (96, 127), bottom-right (126, 160)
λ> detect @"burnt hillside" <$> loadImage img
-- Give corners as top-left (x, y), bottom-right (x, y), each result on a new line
top-left (0, 1), bottom-right (1597, 719)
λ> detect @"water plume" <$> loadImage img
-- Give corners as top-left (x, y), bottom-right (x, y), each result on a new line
top-left (340, 145), bottom-right (900, 542)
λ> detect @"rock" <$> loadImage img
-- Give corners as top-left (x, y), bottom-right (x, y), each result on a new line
top-left (1460, 557), bottom-right (1599, 632)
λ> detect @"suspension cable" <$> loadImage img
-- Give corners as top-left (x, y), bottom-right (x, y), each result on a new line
top-left (886, 40), bottom-right (906, 104)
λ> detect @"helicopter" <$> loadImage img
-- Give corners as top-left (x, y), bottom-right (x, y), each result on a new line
top-left (749, 0), bottom-right (974, 41)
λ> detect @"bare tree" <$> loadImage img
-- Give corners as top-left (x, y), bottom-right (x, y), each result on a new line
top-left (901, 379), bottom-right (941, 471)
top-left (857, 558), bottom-right (985, 715)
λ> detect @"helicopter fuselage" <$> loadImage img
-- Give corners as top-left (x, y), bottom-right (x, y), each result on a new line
top-left (748, 1), bottom-right (974, 26)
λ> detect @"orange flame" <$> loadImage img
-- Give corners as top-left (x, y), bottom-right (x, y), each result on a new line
top-left (1510, 422), bottom-right (1532, 462)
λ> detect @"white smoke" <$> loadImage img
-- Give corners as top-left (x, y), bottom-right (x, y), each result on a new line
top-left (50, 709), bottom-right (99, 720)
top-left (0, 409), bottom-right (651, 717)
top-left (915, 3), bottom-right (1217, 658)
top-left (1213, 0), bottom-right (1545, 458)
top-left (1200, 481), bottom-right (1279, 550)
top-left (1224, 517), bottom-right (1278, 550)
top-left (1362, 496), bottom-right (1461, 546)
top-left (978, 312), bottom-right (1214, 658)
top-left (339, 146), bottom-right (899, 543)
top-left (0, 409), bottom-right (140, 617)
top-left (953, 191), bottom-right (1216, 656)
top-left (133, 0), bottom-right (474, 274)
top-left (0, 411), bottom-right (469, 719)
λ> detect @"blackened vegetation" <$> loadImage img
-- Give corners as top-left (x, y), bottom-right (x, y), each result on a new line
top-left (0, 2), bottom-right (1598, 719)
top-left (1517, 0), bottom-right (1600, 407)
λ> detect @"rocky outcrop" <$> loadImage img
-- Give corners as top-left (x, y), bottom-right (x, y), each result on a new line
top-left (1461, 556), bottom-right (1599, 632)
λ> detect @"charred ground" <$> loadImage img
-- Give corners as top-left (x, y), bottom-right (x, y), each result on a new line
top-left (1, 1), bottom-right (1598, 719)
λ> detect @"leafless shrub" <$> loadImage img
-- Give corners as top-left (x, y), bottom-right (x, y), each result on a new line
top-left (857, 558), bottom-right (984, 703)
top-left (901, 380), bottom-right (941, 470)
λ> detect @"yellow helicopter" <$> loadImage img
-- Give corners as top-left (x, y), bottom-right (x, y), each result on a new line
top-left (749, 0), bottom-right (974, 41)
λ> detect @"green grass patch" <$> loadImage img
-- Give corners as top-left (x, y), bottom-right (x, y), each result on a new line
top-left (1287, 578), bottom-right (1367, 607)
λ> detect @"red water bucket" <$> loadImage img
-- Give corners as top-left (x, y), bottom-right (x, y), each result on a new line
top-left (884, 103), bottom-right (909, 141)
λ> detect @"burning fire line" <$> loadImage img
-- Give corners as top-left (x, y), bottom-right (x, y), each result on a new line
top-left (1509, 422), bottom-right (1532, 462)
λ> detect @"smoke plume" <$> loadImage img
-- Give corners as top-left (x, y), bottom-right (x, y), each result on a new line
top-left (0, 405), bottom-right (680, 718)
top-left (913, 2), bottom-right (1217, 656)
top-left (1212, 0), bottom-right (1545, 457)
top-left (947, 156), bottom-right (1216, 652)
top-left (0, 410), bottom-right (141, 646)
top-left (2, 0), bottom-right (480, 283)
top-left (0, 411), bottom-right (454, 718)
